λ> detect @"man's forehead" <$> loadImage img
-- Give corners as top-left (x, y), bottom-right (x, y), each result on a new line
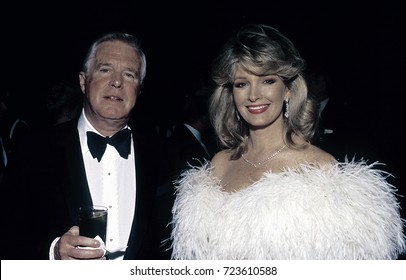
top-left (93, 42), bottom-right (140, 67)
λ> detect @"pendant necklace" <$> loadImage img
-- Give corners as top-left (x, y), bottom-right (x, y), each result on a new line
top-left (241, 144), bottom-right (287, 168)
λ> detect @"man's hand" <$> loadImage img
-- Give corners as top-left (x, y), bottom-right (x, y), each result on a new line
top-left (54, 226), bottom-right (106, 260)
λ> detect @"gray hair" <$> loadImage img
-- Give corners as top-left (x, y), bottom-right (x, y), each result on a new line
top-left (82, 32), bottom-right (147, 84)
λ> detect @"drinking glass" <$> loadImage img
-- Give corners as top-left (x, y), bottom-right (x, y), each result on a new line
top-left (78, 205), bottom-right (108, 243)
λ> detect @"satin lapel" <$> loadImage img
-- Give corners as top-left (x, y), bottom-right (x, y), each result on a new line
top-left (173, 125), bottom-right (211, 162)
top-left (181, 125), bottom-right (209, 157)
top-left (124, 124), bottom-right (160, 259)
top-left (53, 120), bottom-right (92, 224)
top-left (125, 132), bottom-right (145, 258)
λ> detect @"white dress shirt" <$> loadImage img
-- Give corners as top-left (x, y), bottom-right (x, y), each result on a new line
top-left (49, 110), bottom-right (136, 260)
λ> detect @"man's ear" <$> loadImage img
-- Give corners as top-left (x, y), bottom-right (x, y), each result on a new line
top-left (79, 72), bottom-right (86, 94)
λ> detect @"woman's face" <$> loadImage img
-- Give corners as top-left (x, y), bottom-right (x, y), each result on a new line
top-left (232, 66), bottom-right (289, 129)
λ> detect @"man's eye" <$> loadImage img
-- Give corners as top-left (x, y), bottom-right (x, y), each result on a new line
top-left (125, 72), bottom-right (136, 79)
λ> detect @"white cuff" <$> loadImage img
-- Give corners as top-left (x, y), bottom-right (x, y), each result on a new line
top-left (49, 237), bottom-right (60, 260)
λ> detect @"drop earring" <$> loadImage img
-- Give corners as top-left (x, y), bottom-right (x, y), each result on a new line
top-left (284, 100), bottom-right (289, 118)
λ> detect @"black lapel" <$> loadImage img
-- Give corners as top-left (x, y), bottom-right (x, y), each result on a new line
top-left (52, 119), bottom-right (92, 224)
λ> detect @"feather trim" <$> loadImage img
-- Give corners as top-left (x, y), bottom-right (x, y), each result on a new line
top-left (170, 160), bottom-right (406, 259)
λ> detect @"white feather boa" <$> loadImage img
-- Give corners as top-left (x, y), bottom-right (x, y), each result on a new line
top-left (170, 160), bottom-right (406, 259)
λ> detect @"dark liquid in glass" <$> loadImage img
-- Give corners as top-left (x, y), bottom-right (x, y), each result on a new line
top-left (79, 208), bottom-right (107, 243)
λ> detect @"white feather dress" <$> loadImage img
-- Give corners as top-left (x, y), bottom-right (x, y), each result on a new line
top-left (170, 160), bottom-right (406, 259)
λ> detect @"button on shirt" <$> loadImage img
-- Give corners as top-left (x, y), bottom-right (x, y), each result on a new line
top-left (79, 112), bottom-right (136, 259)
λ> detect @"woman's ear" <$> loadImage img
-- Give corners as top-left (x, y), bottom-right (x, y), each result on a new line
top-left (284, 89), bottom-right (291, 102)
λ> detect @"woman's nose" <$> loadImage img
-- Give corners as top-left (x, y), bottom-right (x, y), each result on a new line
top-left (248, 86), bottom-right (261, 102)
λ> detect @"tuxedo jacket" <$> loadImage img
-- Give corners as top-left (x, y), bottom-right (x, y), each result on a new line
top-left (167, 124), bottom-right (213, 177)
top-left (313, 95), bottom-right (373, 162)
top-left (151, 123), bottom-right (214, 259)
top-left (0, 117), bottom-right (162, 260)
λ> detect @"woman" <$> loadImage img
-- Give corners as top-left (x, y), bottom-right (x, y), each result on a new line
top-left (169, 24), bottom-right (405, 259)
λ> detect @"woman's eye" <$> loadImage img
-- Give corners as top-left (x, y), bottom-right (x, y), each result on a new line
top-left (264, 79), bottom-right (276, 84)
top-left (234, 82), bottom-right (246, 88)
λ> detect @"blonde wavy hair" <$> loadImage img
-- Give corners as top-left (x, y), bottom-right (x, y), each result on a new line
top-left (209, 24), bottom-right (318, 159)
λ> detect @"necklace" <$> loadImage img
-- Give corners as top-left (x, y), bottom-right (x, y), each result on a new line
top-left (241, 144), bottom-right (287, 168)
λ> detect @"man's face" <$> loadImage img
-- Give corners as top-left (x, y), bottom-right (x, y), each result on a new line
top-left (80, 40), bottom-right (142, 127)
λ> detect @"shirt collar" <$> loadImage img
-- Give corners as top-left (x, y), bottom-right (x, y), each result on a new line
top-left (77, 109), bottom-right (131, 154)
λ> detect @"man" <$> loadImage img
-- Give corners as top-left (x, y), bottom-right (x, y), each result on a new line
top-left (0, 89), bottom-right (30, 183)
top-left (152, 92), bottom-right (217, 259)
top-left (0, 32), bottom-right (162, 260)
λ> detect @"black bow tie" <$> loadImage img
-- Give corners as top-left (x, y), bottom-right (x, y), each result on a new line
top-left (87, 129), bottom-right (131, 162)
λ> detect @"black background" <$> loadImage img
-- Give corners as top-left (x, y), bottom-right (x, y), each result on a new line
top-left (3, 0), bottom-right (405, 205)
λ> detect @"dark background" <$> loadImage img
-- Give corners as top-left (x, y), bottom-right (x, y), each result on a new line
top-left (3, 0), bottom-right (405, 208)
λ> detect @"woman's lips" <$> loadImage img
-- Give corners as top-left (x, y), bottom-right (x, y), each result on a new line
top-left (247, 104), bottom-right (269, 114)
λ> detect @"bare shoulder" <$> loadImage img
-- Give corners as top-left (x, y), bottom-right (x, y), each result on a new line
top-left (211, 150), bottom-right (230, 167)
top-left (287, 144), bottom-right (336, 167)
top-left (211, 150), bottom-right (231, 177)
top-left (306, 144), bottom-right (337, 165)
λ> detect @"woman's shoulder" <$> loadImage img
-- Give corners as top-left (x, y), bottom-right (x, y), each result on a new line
top-left (287, 143), bottom-right (336, 167)
top-left (211, 149), bottom-right (230, 163)
top-left (271, 143), bottom-right (336, 172)
top-left (210, 149), bottom-right (231, 175)
top-left (306, 144), bottom-right (336, 163)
